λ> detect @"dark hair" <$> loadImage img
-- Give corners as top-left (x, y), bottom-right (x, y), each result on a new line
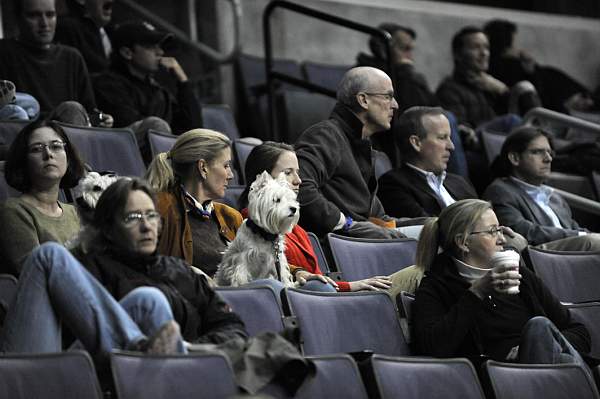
top-left (451, 26), bottom-right (485, 55)
top-left (239, 141), bottom-right (295, 209)
top-left (483, 19), bottom-right (517, 60)
top-left (490, 126), bottom-right (554, 178)
top-left (92, 178), bottom-right (156, 243)
top-left (393, 106), bottom-right (446, 158)
top-left (5, 119), bottom-right (86, 193)
top-left (370, 23), bottom-right (416, 62)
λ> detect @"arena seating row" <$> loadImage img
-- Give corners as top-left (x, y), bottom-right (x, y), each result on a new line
top-left (1, 348), bottom-right (598, 399)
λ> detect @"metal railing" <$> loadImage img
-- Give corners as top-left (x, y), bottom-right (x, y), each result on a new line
top-left (119, 0), bottom-right (242, 64)
top-left (524, 107), bottom-right (600, 137)
top-left (263, 0), bottom-right (395, 139)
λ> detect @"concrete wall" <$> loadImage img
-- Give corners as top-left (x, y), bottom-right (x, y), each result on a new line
top-left (217, 0), bottom-right (600, 108)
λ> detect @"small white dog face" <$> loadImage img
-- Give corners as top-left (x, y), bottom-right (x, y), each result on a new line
top-left (248, 171), bottom-right (299, 234)
top-left (73, 172), bottom-right (121, 210)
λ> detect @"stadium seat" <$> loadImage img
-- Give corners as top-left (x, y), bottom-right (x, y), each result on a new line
top-left (148, 129), bottom-right (177, 158)
top-left (372, 355), bottom-right (486, 399)
top-left (307, 231), bottom-right (331, 274)
top-left (566, 302), bottom-right (600, 359)
top-left (485, 360), bottom-right (600, 399)
top-left (592, 171), bottom-right (600, 200)
top-left (524, 247), bottom-right (600, 303)
top-left (327, 233), bottom-right (417, 281)
top-left (215, 285), bottom-right (286, 336)
top-left (302, 61), bottom-right (350, 92)
top-left (0, 351), bottom-right (103, 399)
top-left (277, 90), bottom-right (336, 143)
top-left (111, 351), bottom-right (237, 399)
top-left (374, 150), bottom-right (392, 180)
top-left (284, 288), bottom-right (410, 356)
top-left (266, 354), bottom-right (368, 399)
top-left (0, 161), bottom-right (20, 200)
top-left (201, 104), bottom-right (240, 140)
top-left (218, 184), bottom-right (245, 209)
top-left (0, 274), bottom-right (17, 311)
top-left (0, 120), bottom-right (28, 153)
top-left (480, 129), bottom-right (506, 165)
top-left (398, 291), bottom-right (415, 344)
top-left (233, 137), bottom-right (263, 184)
top-left (59, 123), bottom-right (145, 177)
top-left (546, 172), bottom-right (597, 201)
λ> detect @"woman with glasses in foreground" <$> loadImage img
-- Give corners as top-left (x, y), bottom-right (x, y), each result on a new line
top-left (413, 198), bottom-right (592, 369)
top-left (0, 119), bottom-right (86, 276)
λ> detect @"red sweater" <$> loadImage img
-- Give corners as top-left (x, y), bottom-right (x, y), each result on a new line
top-left (240, 209), bottom-right (351, 291)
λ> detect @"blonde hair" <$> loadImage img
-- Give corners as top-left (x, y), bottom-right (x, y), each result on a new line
top-left (415, 199), bottom-right (492, 271)
top-left (145, 129), bottom-right (231, 192)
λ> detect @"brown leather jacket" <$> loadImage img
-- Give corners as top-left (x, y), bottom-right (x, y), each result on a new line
top-left (156, 189), bottom-right (242, 265)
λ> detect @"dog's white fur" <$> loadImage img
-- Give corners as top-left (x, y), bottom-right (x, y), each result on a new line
top-left (73, 172), bottom-right (121, 209)
top-left (215, 171), bottom-right (299, 287)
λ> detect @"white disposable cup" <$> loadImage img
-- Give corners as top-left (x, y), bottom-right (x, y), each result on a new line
top-left (489, 250), bottom-right (520, 294)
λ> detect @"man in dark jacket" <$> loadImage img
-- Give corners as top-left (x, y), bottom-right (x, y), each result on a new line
top-left (295, 66), bottom-right (410, 239)
top-left (93, 20), bottom-right (203, 162)
top-left (379, 106), bottom-right (477, 218)
top-left (0, 0), bottom-right (97, 118)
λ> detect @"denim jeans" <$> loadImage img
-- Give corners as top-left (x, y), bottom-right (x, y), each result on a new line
top-left (0, 243), bottom-right (183, 364)
top-left (518, 316), bottom-right (591, 376)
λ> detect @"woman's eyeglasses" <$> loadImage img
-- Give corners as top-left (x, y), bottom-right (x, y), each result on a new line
top-left (122, 211), bottom-right (161, 227)
top-left (28, 141), bottom-right (66, 155)
top-left (469, 226), bottom-right (504, 237)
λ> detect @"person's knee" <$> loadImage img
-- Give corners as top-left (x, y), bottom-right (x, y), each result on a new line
top-left (580, 233), bottom-right (600, 251)
top-left (125, 286), bottom-right (170, 310)
top-left (49, 101), bottom-right (90, 126)
top-left (523, 316), bottom-right (554, 335)
top-left (35, 242), bottom-right (68, 259)
top-left (139, 116), bottom-right (171, 134)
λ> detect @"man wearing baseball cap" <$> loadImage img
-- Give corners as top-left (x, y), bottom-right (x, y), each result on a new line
top-left (93, 20), bottom-right (202, 162)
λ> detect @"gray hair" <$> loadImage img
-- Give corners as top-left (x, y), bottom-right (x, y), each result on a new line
top-left (337, 67), bottom-right (387, 113)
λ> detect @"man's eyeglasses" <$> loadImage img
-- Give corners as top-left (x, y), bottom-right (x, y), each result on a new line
top-left (524, 148), bottom-right (555, 158)
top-left (122, 211), bottom-right (161, 227)
top-left (363, 92), bottom-right (395, 102)
top-left (28, 141), bottom-right (66, 155)
top-left (469, 226), bottom-right (504, 238)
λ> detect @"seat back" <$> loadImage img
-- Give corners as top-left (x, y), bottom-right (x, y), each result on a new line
top-left (297, 355), bottom-right (368, 399)
top-left (480, 129), bottom-right (506, 165)
top-left (525, 247), bottom-right (600, 303)
top-left (202, 104), bottom-right (240, 140)
top-left (592, 171), bottom-right (600, 200)
top-left (373, 150), bottom-right (392, 180)
top-left (148, 129), bottom-right (177, 158)
top-left (546, 172), bottom-right (596, 200)
top-left (327, 233), bottom-right (417, 281)
top-left (217, 185), bottom-right (245, 210)
top-left (0, 273), bottom-right (18, 310)
top-left (398, 291), bottom-right (415, 343)
top-left (566, 302), bottom-right (600, 359)
top-left (278, 90), bottom-right (336, 143)
top-left (59, 123), bottom-right (145, 176)
top-left (284, 288), bottom-right (409, 356)
top-left (0, 160), bottom-right (20, 200)
top-left (233, 137), bottom-right (263, 184)
top-left (215, 285), bottom-right (285, 336)
top-left (485, 360), bottom-right (600, 399)
top-left (372, 355), bottom-right (485, 399)
top-left (302, 62), bottom-right (350, 92)
top-left (0, 120), bottom-right (29, 149)
top-left (307, 231), bottom-right (330, 274)
top-left (111, 352), bottom-right (237, 399)
top-left (0, 351), bottom-right (102, 399)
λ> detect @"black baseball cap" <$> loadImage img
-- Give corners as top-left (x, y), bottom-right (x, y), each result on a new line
top-left (112, 20), bottom-right (173, 50)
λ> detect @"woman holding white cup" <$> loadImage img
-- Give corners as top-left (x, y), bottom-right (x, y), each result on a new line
top-left (412, 199), bottom-right (591, 370)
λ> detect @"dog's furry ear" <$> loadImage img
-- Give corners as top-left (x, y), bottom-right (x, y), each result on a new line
top-left (249, 171), bottom-right (273, 193)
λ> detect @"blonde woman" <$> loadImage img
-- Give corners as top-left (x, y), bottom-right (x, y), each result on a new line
top-left (413, 199), bottom-right (591, 371)
top-left (145, 129), bottom-right (242, 277)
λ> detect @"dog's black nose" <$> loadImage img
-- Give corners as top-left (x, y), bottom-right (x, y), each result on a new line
top-left (290, 206), bottom-right (297, 214)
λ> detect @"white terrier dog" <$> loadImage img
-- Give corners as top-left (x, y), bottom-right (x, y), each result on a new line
top-left (215, 171), bottom-right (299, 287)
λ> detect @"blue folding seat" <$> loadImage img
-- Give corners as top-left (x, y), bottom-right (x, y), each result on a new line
top-left (372, 355), bottom-right (486, 399)
top-left (233, 137), bottom-right (263, 184)
top-left (202, 104), bottom-right (240, 140)
top-left (327, 233), bottom-right (417, 281)
top-left (284, 288), bottom-right (410, 356)
top-left (485, 360), bottom-right (600, 399)
top-left (147, 129), bottom-right (177, 159)
top-left (111, 352), bottom-right (237, 399)
top-left (0, 351), bottom-right (103, 399)
top-left (302, 61), bottom-right (351, 92)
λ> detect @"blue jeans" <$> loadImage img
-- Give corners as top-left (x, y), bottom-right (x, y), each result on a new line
top-left (301, 279), bottom-right (337, 292)
top-left (518, 316), bottom-right (591, 375)
top-left (0, 243), bottom-right (183, 364)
